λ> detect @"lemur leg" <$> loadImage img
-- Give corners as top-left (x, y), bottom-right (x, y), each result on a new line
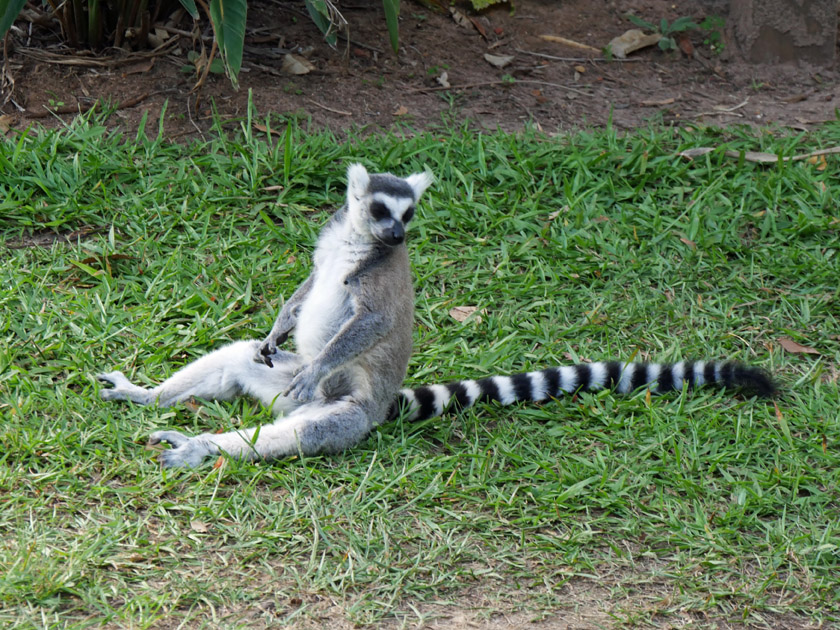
top-left (151, 399), bottom-right (374, 468)
top-left (97, 340), bottom-right (304, 414)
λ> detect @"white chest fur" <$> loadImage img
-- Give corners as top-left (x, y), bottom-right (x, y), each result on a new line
top-left (294, 221), bottom-right (368, 359)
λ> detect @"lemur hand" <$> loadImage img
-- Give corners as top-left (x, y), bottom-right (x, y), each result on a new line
top-left (255, 331), bottom-right (290, 367)
top-left (283, 364), bottom-right (323, 401)
top-left (150, 431), bottom-right (217, 468)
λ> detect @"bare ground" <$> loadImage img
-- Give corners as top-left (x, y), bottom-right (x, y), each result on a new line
top-left (2, 0), bottom-right (839, 137)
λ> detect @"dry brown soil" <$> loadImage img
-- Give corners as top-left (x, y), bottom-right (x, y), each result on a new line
top-left (3, 1), bottom-right (839, 628)
top-left (3, 0), bottom-right (839, 137)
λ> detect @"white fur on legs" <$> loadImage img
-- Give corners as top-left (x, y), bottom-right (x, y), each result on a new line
top-left (151, 399), bottom-right (373, 468)
top-left (97, 340), bottom-right (304, 414)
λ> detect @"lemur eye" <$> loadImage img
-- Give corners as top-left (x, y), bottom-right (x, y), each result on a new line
top-left (370, 201), bottom-right (390, 221)
top-left (402, 206), bottom-right (415, 223)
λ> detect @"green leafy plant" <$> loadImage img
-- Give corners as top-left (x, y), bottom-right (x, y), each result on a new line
top-left (208, 0), bottom-right (247, 88)
top-left (627, 14), bottom-right (698, 51)
top-left (2, 0), bottom-right (405, 89)
top-left (0, 0), bottom-right (28, 43)
top-left (0, 0), bottom-right (250, 87)
top-left (305, 0), bottom-right (400, 53)
top-left (699, 15), bottom-right (726, 54)
top-left (0, 0), bottom-right (199, 49)
top-left (469, 0), bottom-right (506, 8)
top-left (382, 0), bottom-right (399, 53)
top-left (180, 50), bottom-right (225, 75)
top-left (304, 0), bottom-right (346, 47)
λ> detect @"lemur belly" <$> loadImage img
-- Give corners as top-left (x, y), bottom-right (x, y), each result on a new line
top-left (294, 240), bottom-right (357, 359)
top-left (295, 275), bottom-right (351, 358)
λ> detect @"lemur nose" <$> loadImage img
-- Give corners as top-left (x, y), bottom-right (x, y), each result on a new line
top-left (391, 223), bottom-right (405, 243)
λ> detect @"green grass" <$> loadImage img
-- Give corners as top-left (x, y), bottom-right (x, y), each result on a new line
top-left (1, 109), bottom-right (839, 629)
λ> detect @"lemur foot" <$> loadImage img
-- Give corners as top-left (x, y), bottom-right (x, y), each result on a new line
top-left (255, 331), bottom-right (290, 367)
top-left (149, 431), bottom-right (218, 468)
top-left (97, 371), bottom-right (141, 402)
top-left (283, 364), bottom-right (322, 402)
top-left (255, 342), bottom-right (276, 367)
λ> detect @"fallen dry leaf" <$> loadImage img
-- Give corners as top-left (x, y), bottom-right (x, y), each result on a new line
top-left (607, 29), bottom-right (662, 59)
top-left (468, 15), bottom-right (488, 39)
top-left (778, 337), bottom-right (820, 355)
top-left (122, 58), bottom-right (155, 76)
top-left (0, 114), bottom-right (13, 135)
top-left (253, 123), bottom-right (282, 137)
top-left (676, 32), bottom-right (694, 57)
top-left (679, 237), bottom-right (696, 248)
top-left (449, 306), bottom-right (484, 323)
top-left (640, 97), bottom-right (676, 107)
top-left (807, 154), bottom-right (828, 171)
top-left (539, 34), bottom-right (600, 53)
top-left (484, 53), bottom-right (514, 68)
top-left (282, 54), bottom-right (315, 75)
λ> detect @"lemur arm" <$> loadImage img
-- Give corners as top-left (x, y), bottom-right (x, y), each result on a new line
top-left (283, 306), bottom-right (390, 401)
top-left (256, 273), bottom-right (315, 366)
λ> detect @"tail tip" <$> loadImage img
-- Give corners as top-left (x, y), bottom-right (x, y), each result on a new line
top-left (736, 365), bottom-right (777, 398)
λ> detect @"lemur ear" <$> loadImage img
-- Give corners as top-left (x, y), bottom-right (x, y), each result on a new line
top-left (347, 163), bottom-right (370, 200)
top-left (405, 171), bottom-right (433, 201)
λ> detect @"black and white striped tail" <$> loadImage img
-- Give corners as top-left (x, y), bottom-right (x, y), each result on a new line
top-left (391, 360), bottom-right (775, 423)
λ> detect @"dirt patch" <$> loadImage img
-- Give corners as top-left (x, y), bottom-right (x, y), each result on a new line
top-left (2, 0), bottom-right (839, 138)
top-left (4, 226), bottom-right (105, 248)
top-left (186, 568), bottom-right (824, 630)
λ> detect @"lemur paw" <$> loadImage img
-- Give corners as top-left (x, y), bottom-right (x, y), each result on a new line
top-left (255, 341), bottom-right (276, 367)
top-left (97, 371), bottom-right (131, 400)
top-left (255, 331), bottom-right (290, 367)
top-left (283, 365), bottom-right (321, 402)
top-left (149, 431), bottom-right (217, 468)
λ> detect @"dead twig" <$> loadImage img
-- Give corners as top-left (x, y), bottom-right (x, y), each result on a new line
top-left (16, 38), bottom-right (180, 68)
top-left (515, 48), bottom-right (645, 63)
top-left (192, 37), bottom-right (218, 94)
top-left (692, 97), bottom-right (749, 119)
top-left (538, 34), bottom-right (601, 54)
top-left (2, 33), bottom-right (15, 105)
top-left (408, 79), bottom-right (591, 98)
top-left (306, 99), bottom-right (352, 116)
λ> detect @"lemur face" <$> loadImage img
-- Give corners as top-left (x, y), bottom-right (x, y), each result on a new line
top-left (346, 164), bottom-right (433, 246)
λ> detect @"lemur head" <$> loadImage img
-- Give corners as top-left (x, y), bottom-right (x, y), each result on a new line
top-left (346, 163), bottom-right (433, 246)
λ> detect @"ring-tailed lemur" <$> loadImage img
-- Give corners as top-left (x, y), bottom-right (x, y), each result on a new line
top-left (97, 164), bottom-right (774, 468)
